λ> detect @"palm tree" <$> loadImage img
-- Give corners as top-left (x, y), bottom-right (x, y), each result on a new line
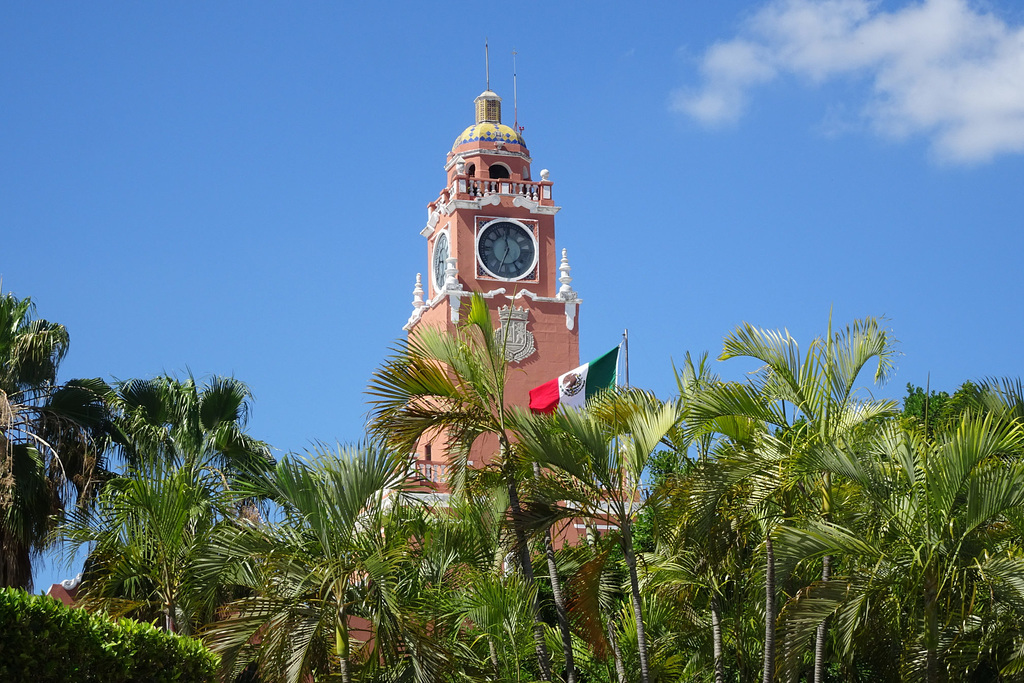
top-left (776, 414), bottom-right (1024, 681)
top-left (688, 317), bottom-right (898, 682)
top-left (557, 531), bottom-right (630, 683)
top-left (106, 374), bottom-right (271, 474)
top-left (650, 470), bottom-right (752, 683)
top-left (408, 487), bottom-right (517, 679)
top-left (462, 572), bottom-right (545, 683)
top-left (0, 291), bottom-right (108, 588)
top-left (515, 389), bottom-right (680, 683)
top-left (974, 377), bottom-right (1024, 427)
top-left (644, 351), bottom-right (751, 683)
top-left (60, 456), bottom-right (230, 634)
top-left (59, 373), bottom-right (271, 632)
top-left (367, 293), bottom-right (563, 681)
top-left (205, 444), bottom-right (443, 683)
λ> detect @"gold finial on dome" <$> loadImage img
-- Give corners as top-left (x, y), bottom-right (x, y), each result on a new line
top-left (475, 90), bottom-right (502, 124)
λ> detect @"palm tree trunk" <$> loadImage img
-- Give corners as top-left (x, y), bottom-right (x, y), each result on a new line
top-left (164, 588), bottom-right (176, 633)
top-left (813, 555), bottom-right (831, 683)
top-left (711, 593), bottom-right (725, 683)
top-left (606, 616), bottom-right (627, 683)
top-left (924, 565), bottom-right (941, 683)
top-left (0, 439), bottom-right (32, 589)
top-left (337, 611), bottom-right (352, 683)
top-left (544, 529), bottom-right (577, 683)
top-left (507, 479), bottom-right (553, 681)
top-left (488, 636), bottom-right (500, 677)
top-left (763, 533), bottom-right (776, 683)
top-left (816, 469), bottom-right (833, 683)
top-left (535, 464), bottom-right (576, 683)
top-left (621, 524), bottom-right (651, 683)
top-left (0, 514), bottom-right (33, 589)
top-left (590, 523), bottom-right (626, 683)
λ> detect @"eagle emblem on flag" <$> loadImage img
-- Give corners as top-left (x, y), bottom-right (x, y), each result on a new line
top-left (560, 372), bottom-right (585, 396)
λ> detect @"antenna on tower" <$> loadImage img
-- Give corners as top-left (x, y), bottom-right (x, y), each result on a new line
top-left (485, 38), bottom-right (490, 90)
top-left (512, 49), bottom-right (519, 130)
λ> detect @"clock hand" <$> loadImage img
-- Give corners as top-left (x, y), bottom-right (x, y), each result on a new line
top-left (497, 237), bottom-right (511, 272)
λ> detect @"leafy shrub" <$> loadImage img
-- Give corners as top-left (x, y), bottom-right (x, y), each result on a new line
top-left (0, 587), bottom-right (218, 683)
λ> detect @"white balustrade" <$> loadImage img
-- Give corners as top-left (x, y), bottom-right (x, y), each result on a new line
top-left (455, 177), bottom-right (547, 201)
top-left (413, 460), bottom-right (448, 484)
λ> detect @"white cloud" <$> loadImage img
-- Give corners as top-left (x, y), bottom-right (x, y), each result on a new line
top-left (673, 0), bottom-right (1024, 162)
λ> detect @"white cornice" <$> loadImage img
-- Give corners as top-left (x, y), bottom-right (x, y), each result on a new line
top-left (446, 195), bottom-right (501, 214)
top-left (512, 289), bottom-right (581, 330)
top-left (512, 196), bottom-right (561, 215)
top-left (436, 195), bottom-right (559, 217)
top-left (405, 286), bottom-right (582, 332)
top-left (511, 289), bottom-right (582, 305)
top-left (421, 207), bottom-right (441, 237)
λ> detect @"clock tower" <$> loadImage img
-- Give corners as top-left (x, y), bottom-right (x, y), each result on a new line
top-left (404, 88), bottom-right (581, 481)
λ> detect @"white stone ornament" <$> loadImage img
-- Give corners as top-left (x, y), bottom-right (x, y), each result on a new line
top-left (61, 573), bottom-right (83, 590)
top-left (557, 248), bottom-right (579, 330)
top-left (412, 273), bottom-right (425, 309)
top-left (494, 305), bottom-right (536, 363)
top-left (406, 273), bottom-right (426, 329)
top-left (558, 248), bottom-right (576, 299)
top-left (444, 256), bottom-right (459, 291)
top-left (445, 256), bottom-right (465, 323)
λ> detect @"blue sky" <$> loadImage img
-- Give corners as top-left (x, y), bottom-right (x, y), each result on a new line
top-left (4, 1), bottom-right (1024, 589)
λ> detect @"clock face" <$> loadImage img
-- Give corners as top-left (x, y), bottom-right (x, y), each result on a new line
top-left (432, 232), bottom-right (449, 292)
top-left (477, 220), bottom-right (537, 280)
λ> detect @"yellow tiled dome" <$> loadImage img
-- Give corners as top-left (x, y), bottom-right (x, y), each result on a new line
top-left (452, 122), bottom-right (526, 151)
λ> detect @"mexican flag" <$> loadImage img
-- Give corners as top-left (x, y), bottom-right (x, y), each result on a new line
top-left (528, 346), bottom-right (620, 414)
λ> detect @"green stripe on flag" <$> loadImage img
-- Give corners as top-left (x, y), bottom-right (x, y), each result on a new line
top-left (584, 346), bottom-right (619, 399)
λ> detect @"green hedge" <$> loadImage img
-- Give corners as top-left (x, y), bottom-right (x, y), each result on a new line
top-left (0, 588), bottom-right (219, 683)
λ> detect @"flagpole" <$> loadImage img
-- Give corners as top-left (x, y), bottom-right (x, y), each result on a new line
top-left (622, 329), bottom-right (629, 390)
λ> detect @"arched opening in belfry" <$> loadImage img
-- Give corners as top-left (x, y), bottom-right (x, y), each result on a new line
top-left (488, 164), bottom-right (510, 179)
top-left (467, 163), bottom-right (476, 177)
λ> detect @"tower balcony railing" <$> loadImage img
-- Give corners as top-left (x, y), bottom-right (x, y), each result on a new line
top-left (411, 458), bottom-right (448, 485)
top-left (449, 177), bottom-right (552, 202)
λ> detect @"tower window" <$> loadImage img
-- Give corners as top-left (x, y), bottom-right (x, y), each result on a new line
top-left (467, 164), bottom-right (476, 177)
top-left (424, 444), bottom-right (432, 461)
top-left (488, 164), bottom-right (511, 179)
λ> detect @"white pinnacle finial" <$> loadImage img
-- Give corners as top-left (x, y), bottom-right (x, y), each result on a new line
top-left (558, 248), bottom-right (575, 299)
top-left (558, 248), bottom-right (579, 331)
top-left (405, 273), bottom-right (427, 330)
top-left (412, 273), bottom-right (425, 309)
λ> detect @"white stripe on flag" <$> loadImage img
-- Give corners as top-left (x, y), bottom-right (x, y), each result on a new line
top-left (557, 362), bottom-right (590, 409)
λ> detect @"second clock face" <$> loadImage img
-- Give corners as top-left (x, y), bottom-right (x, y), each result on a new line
top-left (477, 220), bottom-right (537, 280)
top-left (432, 232), bottom-right (449, 292)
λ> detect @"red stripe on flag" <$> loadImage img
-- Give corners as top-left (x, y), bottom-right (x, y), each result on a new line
top-left (529, 377), bottom-right (560, 414)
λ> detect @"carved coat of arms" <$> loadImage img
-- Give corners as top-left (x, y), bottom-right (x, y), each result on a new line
top-left (494, 305), bottom-right (536, 363)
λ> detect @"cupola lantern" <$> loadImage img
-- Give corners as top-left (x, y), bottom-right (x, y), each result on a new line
top-left (474, 90), bottom-right (502, 123)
